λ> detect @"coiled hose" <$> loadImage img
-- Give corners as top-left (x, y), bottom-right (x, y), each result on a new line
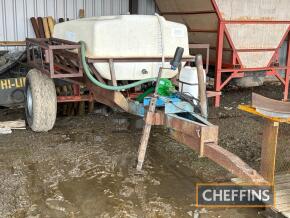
top-left (80, 41), bottom-right (157, 91)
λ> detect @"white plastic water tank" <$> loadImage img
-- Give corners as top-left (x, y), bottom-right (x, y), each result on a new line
top-left (179, 66), bottom-right (205, 105)
top-left (53, 15), bottom-right (191, 80)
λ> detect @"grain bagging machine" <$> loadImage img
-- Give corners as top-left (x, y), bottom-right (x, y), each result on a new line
top-left (155, 0), bottom-right (290, 107)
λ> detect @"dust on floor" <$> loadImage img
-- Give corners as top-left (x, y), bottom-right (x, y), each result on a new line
top-left (0, 84), bottom-right (289, 218)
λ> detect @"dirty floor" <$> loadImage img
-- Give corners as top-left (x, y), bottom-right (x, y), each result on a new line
top-left (0, 83), bottom-right (289, 218)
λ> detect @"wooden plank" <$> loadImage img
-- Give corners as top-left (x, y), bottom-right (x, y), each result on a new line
top-left (270, 174), bottom-right (290, 217)
top-left (37, 17), bottom-right (46, 38)
top-left (79, 9), bottom-right (85, 18)
top-left (47, 17), bottom-right (55, 36)
top-left (276, 174), bottom-right (290, 182)
top-left (276, 177), bottom-right (290, 185)
top-left (136, 97), bottom-right (158, 171)
top-left (30, 17), bottom-right (40, 38)
top-left (42, 17), bottom-right (51, 38)
top-left (136, 67), bottom-right (164, 171)
top-left (0, 41), bottom-right (26, 46)
top-left (276, 189), bottom-right (290, 204)
top-left (196, 55), bottom-right (208, 118)
top-left (282, 210), bottom-right (290, 217)
top-left (276, 183), bottom-right (290, 191)
top-left (260, 120), bottom-right (279, 184)
top-left (276, 189), bottom-right (290, 197)
top-left (0, 120), bottom-right (26, 129)
top-left (275, 203), bottom-right (290, 212)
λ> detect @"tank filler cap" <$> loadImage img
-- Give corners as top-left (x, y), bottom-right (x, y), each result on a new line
top-left (141, 69), bottom-right (148, 74)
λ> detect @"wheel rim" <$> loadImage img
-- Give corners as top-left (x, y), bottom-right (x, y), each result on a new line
top-left (26, 85), bottom-right (33, 118)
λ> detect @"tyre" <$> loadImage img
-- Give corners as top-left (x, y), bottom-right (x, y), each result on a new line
top-left (25, 69), bottom-right (57, 132)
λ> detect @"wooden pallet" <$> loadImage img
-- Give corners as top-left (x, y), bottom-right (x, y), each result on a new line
top-left (273, 174), bottom-right (290, 217)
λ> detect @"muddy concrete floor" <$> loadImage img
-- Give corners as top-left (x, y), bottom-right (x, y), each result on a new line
top-left (0, 83), bottom-right (289, 218)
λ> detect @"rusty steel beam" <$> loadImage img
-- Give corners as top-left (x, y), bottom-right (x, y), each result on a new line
top-left (161, 10), bottom-right (216, 15)
top-left (171, 131), bottom-right (265, 183)
top-left (165, 113), bottom-right (265, 182)
top-left (86, 80), bottom-right (129, 111)
top-left (26, 38), bottom-right (83, 79)
top-left (87, 57), bottom-right (194, 63)
top-left (204, 143), bottom-right (266, 183)
top-left (57, 95), bottom-right (91, 103)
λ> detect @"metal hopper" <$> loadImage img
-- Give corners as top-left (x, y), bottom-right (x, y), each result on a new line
top-left (155, 0), bottom-right (290, 106)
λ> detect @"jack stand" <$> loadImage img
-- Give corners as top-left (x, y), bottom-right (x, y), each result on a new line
top-left (136, 67), bottom-right (162, 171)
top-left (136, 47), bottom-right (184, 171)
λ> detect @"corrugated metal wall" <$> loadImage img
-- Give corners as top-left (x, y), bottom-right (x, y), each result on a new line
top-left (0, 0), bottom-right (129, 46)
top-left (138, 0), bottom-right (156, 15)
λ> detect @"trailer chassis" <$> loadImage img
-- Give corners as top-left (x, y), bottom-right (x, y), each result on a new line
top-left (26, 37), bottom-right (266, 183)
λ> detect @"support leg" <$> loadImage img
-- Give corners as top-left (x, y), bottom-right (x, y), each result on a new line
top-left (214, 22), bottom-right (225, 107)
top-left (136, 99), bottom-right (157, 171)
top-left (196, 54), bottom-right (208, 118)
top-left (260, 120), bottom-right (279, 184)
top-left (136, 67), bottom-right (163, 171)
top-left (283, 36), bottom-right (290, 101)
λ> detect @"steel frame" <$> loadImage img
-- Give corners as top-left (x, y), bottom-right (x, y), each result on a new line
top-left (209, 0), bottom-right (290, 107)
top-left (26, 38), bottom-right (90, 103)
top-left (26, 38), bottom-right (84, 78)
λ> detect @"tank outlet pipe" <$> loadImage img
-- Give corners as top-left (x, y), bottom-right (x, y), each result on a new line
top-left (170, 47), bottom-right (184, 70)
top-left (80, 41), bottom-right (157, 91)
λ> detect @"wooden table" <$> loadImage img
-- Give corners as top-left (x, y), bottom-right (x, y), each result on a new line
top-left (239, 105), bottom-right (290, 217)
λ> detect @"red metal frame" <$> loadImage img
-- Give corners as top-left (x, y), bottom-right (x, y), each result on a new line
top-left (26, 38), bottom-right (92, 103)
top-left (210, 0), bottom-right (290, 107)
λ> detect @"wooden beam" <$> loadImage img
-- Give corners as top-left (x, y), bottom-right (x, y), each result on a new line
top-left (260, 120), bottom-right (279, 184)
top-left (171, 130), bottom-right (265, 183)
top-left (0, 120), bottom-right (26, 129)
top-left (196, 54), bottom-right (208, 118)
top-left (0, 41), bottom-right (26, 46)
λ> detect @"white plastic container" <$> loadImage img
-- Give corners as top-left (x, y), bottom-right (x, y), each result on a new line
top-left (179, 66), bottom-right (205, 105)
top-left (53, 15), bottom-right (190, 80)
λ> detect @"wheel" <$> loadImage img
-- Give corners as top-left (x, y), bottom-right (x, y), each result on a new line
top-left (25, 69), bottom-right (57, 132)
